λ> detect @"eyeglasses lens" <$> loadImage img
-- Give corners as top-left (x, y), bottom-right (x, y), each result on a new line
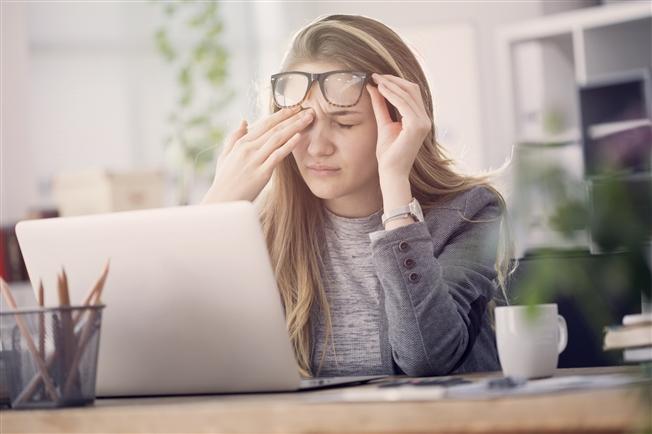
top-left (323, 72), bottom-right (365, 106)
top-left (273, 74), bottom-right (309, 107)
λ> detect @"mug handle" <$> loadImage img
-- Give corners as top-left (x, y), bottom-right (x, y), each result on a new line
top-left (557, 315), bottom-right (568, 354)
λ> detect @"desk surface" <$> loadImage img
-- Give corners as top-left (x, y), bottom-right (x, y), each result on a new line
top-left (1, 367), bottom-right (650, 434)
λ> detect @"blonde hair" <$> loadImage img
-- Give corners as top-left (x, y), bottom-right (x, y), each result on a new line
top-left (259, 15), bottom-right (512, 377)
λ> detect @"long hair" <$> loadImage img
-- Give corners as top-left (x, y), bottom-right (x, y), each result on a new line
top-left (259, 14), bottom-right (512, 377)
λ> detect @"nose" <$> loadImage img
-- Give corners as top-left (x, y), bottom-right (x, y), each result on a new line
top-left (304, 116), bottom-right (335, 157)
top-left (302, 88), bottom-right (335, 157)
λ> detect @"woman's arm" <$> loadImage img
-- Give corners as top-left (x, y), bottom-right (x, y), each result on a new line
top-left (369, 186), bottom-right (502, 376)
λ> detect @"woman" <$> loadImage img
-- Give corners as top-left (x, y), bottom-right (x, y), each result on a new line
top-left (202, 14), bottom-right (510, 378)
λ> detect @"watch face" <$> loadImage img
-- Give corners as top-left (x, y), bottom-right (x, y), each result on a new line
top-left (409, 198), bottom-right (424, 222)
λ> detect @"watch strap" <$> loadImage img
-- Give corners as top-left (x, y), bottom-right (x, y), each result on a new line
top-left (382, 198), bottom-right (422, 227)
top-left (382, 212), bottom-right (415, 226)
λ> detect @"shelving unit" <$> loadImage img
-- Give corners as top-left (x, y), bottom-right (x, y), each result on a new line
top-left (497, 2), bottom-right (652, 257)
top-left (498, 1), bottom-right (651, 148)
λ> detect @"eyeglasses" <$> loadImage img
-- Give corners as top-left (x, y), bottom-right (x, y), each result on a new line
top-left (271, 70), bottom-right (369, 108)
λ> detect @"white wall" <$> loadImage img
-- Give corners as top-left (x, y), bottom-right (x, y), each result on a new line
top-left (2, 2), bottom-right (261, 221)
top-left (398, 24), bottom-right (484, 174)
top-left (1, 2), bottom-right (36, 225)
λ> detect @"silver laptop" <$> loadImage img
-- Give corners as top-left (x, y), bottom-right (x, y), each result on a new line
top-left (16, 202), bottom-right (384, 396)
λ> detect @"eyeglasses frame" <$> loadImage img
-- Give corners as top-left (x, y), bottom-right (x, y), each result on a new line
top-left (270, 70), bottom-right (370, 108)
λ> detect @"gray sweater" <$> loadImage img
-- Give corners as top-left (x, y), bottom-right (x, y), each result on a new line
top-left (310, 186), bottom-right (502, 377)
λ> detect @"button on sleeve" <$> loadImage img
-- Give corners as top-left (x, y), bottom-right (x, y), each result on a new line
top-left (403, 258), bottom-right (416, 269)
top-left (398, 240), bottom-right (410, 252)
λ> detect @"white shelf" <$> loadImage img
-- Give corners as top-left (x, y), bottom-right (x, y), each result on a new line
top-left (517, 128), bottom-right (581, 145)
top-left (498, 2), bottom-right (651, 42)
top-left (588, 118), bottom-right (652, 139)
top-left (509, 33), bottom-right (579, 141)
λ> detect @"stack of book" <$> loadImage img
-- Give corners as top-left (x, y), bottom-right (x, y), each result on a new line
top-left (588, 118), bottom-right (652, 173)
top-left (0, 225), bottom-right (28, 283)
top-left (1, 210), bottom-right (57, 283)
top-left (604, 312), bottom-right (652, 363)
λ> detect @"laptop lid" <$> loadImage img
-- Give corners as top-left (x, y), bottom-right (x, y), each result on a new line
top-left (16, 202), bottom-right (303, 396)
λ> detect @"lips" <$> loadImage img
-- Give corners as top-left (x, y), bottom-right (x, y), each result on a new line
top-left (306, 164), bottom-right (340, 177)
top-left (307, 164), bottom-right (339, 171)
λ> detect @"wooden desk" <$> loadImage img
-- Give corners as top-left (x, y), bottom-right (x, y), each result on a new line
top-left (1, 367), bottom-right (650, 433)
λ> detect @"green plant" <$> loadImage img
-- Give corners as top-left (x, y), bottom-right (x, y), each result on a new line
top-left (512, 145), bottom-right (651, 331)
top-left (153, 0), bottom-right (235, 204)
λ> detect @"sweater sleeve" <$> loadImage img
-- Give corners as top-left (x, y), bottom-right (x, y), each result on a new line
top-left (368, 187), bottom-right (502, 376)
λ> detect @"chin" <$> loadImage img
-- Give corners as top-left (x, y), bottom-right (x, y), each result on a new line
top-left (305, 182), bottom-right (344, 200)
top-left (295, 168), bottom-right (337, 198)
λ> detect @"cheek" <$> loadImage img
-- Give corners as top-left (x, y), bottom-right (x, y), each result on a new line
top-left (290, 145), bottom-right (312, 181)
top-left (341, 126), bottom-right (378, 169)
top-left (291, 145), bottom-right (306, 164)
top-left (349, 123), bottom-right (378, 156)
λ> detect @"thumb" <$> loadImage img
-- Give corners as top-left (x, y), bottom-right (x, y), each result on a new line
top-left (366, 83), bottom-right (392, 129)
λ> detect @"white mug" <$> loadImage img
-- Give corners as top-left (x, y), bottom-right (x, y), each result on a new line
top-left (495, 304), bottom-right (568, 379)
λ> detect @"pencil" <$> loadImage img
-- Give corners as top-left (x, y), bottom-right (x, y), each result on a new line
top-left (59, 268), bottom-right (82, 399)
top-left (38, 280), bottom-right (45, 360)
top-left (0, 278), bottom-right (59, 402)
top-left (63, 262), bottom-right (109, 396)
top-left (72, 259), bottom-right (111, 325)
top-left (13, 266), bottom-right (110, 403)
top-left (37, 280), bottom-right (45, 400)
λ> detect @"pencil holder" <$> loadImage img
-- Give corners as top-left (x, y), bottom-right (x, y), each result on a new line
top-left (0, 305), bottom-right (105, 409)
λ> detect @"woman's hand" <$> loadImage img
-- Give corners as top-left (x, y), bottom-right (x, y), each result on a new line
top-left (367, 73), bottom-right (432, 230)
top-left (366, 73), bottom-right (432, 181)
top-left (201, 106), bottom-right (314, 204)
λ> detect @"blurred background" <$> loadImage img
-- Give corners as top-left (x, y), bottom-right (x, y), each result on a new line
top-left (1, 1), bottom-right (651, 367)
top-left (5, 0), bottom-right (634, 219)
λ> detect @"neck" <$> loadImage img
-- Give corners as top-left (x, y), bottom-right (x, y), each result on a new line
top-left (323, 183), bottom-right (383, 218)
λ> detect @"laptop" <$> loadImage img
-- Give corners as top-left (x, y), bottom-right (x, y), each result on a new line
top-left (15, 202), bottom-right (384, 396)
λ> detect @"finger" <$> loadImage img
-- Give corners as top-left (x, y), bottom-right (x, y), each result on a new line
top-left (254, 108), bottom-right (313, 148)
top-left (366, 84), bottom-right (392, 127)
top-left (244, 106), bottom-right (302, 141)
top-left (260, 131), bottom-right (303, 174)
top-left (221, 119), bottom-right (248, 157)
top-left (255, 110), bottom-right (314, 162)
top-left (252, 108), bottom-right (315, 148)
top-left (374, 76), bottom-right (421, 116)
top-left (374, 74), bottom-right (426, 112)
top-left (377, 82), bottom-right (418, 123)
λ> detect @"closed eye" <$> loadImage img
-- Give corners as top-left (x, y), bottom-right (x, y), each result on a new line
top-left (336, 122), bottom-right (355, 129)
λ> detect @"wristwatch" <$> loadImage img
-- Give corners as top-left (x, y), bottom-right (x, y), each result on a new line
top-left (382, 197), bottom-right (424, 227)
